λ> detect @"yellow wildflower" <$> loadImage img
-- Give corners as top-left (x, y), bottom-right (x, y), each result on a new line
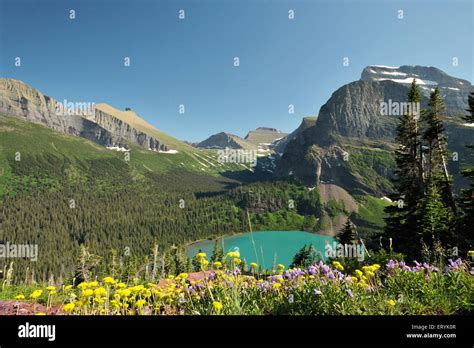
top-left (81, 289), bottom-right (94, 297)
top-left (64, 285), bottom-right (73, 292)
top-left (233, 258), bottom-right (242, 265)
top-left (94, 287), bottom-right (107, 298)
top-left (250, 262), bottom-right (258, 269)
top-left (61, 303), bottom-right (75, 312)
top-left (387, 299), bottom-right (396, 307)
top-left (212, 301), bottom-right (223, 311)
top-left (272, 283), bottom-right (282, 290)
top-left (135, 299), bottom-right (147, 308)
top-left (277, 264), bottom-right (285, 270)
top-left (46, 286), bottom-right (56, 293)
top-left (332, 261), bottom-right (344, 271)
top-left (103, 277), bottom-right (115, 285)
top-left (30, 290), bottom-right (43, 299)
top-left (213, 261), bottom-right (222, 269)
top-left (88, 281), bottom-right (99, 288)
top-left (15, 294), bottom-right (25, 300)
top-left (35, 312), bottom-right (46, 316)
top-left (196, 252), bottom-right (207, 259)
top-left (178, 273), bottom-right (189, 279)
top-left (77, 282), bottom-right (88, 290)
top-left (355, 269), bottom-right (363, 278)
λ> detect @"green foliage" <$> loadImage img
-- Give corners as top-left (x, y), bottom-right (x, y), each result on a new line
top-left (337, 220), bottom-right (357, 245)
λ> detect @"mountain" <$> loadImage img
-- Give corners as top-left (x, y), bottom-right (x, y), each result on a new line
top-left (0, 78), bottom-right (255, 183)
top-left (244, 127), bottom-right (288, 147)
top-left (276, 65), bottom-right (474, 194)
top-left (272, 116), bottom-right (318, 153)
top-left (196, 132), bottom-right (256, 150)
top-left (0, 78), bottom-right (192, 153)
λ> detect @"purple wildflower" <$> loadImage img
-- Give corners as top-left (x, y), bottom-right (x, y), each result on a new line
top-left (387, 259), bottom-right (397, 270)
top-left (347, 289), bottom-right (354, 298)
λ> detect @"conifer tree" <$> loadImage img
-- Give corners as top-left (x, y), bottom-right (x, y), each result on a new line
top-left (422, 87), bottom-right (456, 213)
top-left (458, 92), bottom-right (474, 251)
top-left (384, 80), bottom-right (424, 255)
top-left (417, 183), bottom-right (449, 245)
top-left (337, 219), bottom-right (357, 245)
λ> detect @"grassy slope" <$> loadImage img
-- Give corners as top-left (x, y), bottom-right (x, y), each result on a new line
top-left (0, 115), bottom-right (249, 195)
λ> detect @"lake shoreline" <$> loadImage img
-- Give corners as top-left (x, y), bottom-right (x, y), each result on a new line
top-left (186, 230), bottom-right (334, 267)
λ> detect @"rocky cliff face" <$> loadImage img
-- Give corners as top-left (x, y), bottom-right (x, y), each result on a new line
top-left (196, 132), bottom-right (255, 149)
top-left (0, 78), bottom-right (67, 132)
top-left (276, 66), bottom-right (473, 194)
top-left (244, 127), bottom-right (287, 147)
top-left (272, 116), bottom-right (317, 153)
top-left (93, 107), bottom-right (169, 152)
top-left (0, 78), bottom-right (171, 152)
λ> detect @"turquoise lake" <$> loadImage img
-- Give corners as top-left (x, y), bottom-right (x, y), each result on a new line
top-left (186, 231), bottom-right (334, 268)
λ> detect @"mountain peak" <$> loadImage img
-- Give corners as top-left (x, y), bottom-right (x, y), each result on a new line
top-left (361, 65), bottom-right (470, 90)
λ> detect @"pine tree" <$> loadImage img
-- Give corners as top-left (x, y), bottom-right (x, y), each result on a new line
top-left (210, 239), bottom-right (224, 263)
top-left (384, 80), bottom-right (424, 255)
top-left (458, 92), bottom-right (474, 251)
top-left (422, 88), bottom-right (456, 213)
top-left (290, 244), bottom-right (315, 268)
top-left (417, 183), bottom-right (449, 248)
top-left (337, 219), bottom-right (357, 245)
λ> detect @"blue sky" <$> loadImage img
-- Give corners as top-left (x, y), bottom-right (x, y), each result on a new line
top-left (1, 0), bottom-right (472, 142)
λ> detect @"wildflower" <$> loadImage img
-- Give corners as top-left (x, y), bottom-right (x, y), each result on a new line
top-left (213, 261), bottom-right (222, 269)
top-left (387, 299), bottom-right (396, 307)
top-left (103, 277), bottom-right (115, 285)
top-left (77, 282), bottom-right (88, 290)
top-left (387, 259), bottom-right (397, 270)
top-left (15, 294), bottom-right (25, 300)
top-left (196, 252), bottom-right (207, 259)
top-left (314, 289), bottom-right (322, 295)
top-left (347, 289), bottom-right (354, 298)
top-left (94, 287), bottom-right (107, 298)
top-left (135, 299), bottom-right (147, 308)
top-left (88, 281), bottom-right (99, 288)
top-left (81, 289), bottom-right (94, 297)
top-left (61, 302), bottom-right (75, 312)
top-left (250, 262), bottom-right (258, 269)
top-left (277, 264), bottom-right (285, 270)
top-left (201, 259), bottom-right (209, 266)
top-left (233, 258), bottom-right (242, 265)
top-left (133, 277), bottom-right (140, 284)
top-left (178, 273), bottom-right (189, 279)
top-left (332, 261), bottom-right (344, 271)
top-left (30, 290), bottom-right (43, 300)
top-left (213, 301), bottom-right (223, 311)
top-left (46, 286), bottom-right (56, 293)
top-left (272, 283), bottom-right (282, 290)
top-left (117, 282), bottom-right (126, 288)
top-left (64, 285), bottom-right (73, 292)
top-left (35, 312), bottom-right (46, 316)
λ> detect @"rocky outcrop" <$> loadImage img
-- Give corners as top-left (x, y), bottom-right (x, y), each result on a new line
top-left (196, 132), bottom-right (255, 149)
top-left (244, 127), bottom-right (287, 147)
top-left (276, 66), bottom-right (474, 194)
top-left (272, 116), bottom-right (317, 153)
top-left (93, 108), bottom-right (169, 152)
top-left (0, 78), bottom-right (67, 132)
top-left (0, 78), bottom-right (171, 152)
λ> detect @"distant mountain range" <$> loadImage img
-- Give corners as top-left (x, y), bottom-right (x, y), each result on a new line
top-left (195, 127), bottom-right (287, 151)
top-left (1, 65), bottom-right (472, 198)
